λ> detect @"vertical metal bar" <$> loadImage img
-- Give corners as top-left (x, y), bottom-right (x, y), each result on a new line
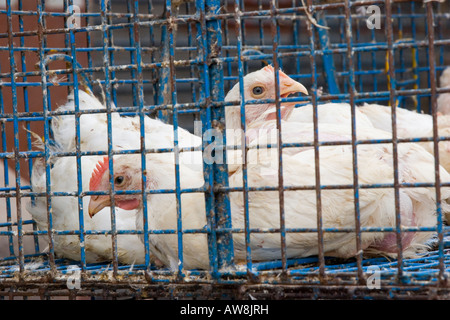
top-left (37, 0), bottom-right (56, 276)
top-left (100, 0), bottom-right (119, 277)
top-left (425, 1), bottom-right (446, 286)
top-left (397, 4), bottom-right (406, 108)
top-left (292, 0), bottom-right (301, 78)
top-left (156, 4), bottom-right (172, 123)
top-left (6, 0), bottom-right (24, 275)
top-left (369, 24), bottom-right (378, 96)
top-left (18, 0), bottom-right (40, 254)
top-left (223, 1), bottom-right (232, 94)
top-left (67, 0), bottom-right (87, 272)
top-left (355, 12), bottom-right (363, 94)
top-left (305, 0), bottom-right (325, 281)
top-left (343, 0), bottom-right (364, 284)
top-left (106, 0), bottom-right (118, 107)
top-left (0, 58), bottom-right (14, 257)
top-left (385, 0), bottom-right (404, 282)
top-left (339, 13), bottom-right (348, 95)
top-left (85, 0), bottom-right (93, 80)
top-left (132, 0), bottom-right (151, 271)
top-left (205, 0), bottom-right (234, 271)
top-left (317, 14), bottom-right (340, 96)
top-left (410, 2), bottom-right (421, 113)
top-left (127, 0), bottom-right (138, 107)
top-left (186, 3), bottom-right (197, 107)
top-left (258, 0), bottom-right (264, 52)
top-left (238, 0), bottom-right (248, 74)
top-left (233, 0), bottom-right (253, 275)
top-left (163, 0), bottom-right (185, 276)
top-left (269, 0), bottom-right (287, 276)
top-left (146, 0), bottom-right (158, 106)
top-left (198, 0), bottom-right (219, 274)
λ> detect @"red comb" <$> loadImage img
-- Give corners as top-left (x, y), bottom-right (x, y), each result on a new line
top-left (89, 156), bottom-right (109, 191)
top-left (263, 65), bottom-right (289, 79)
top-left (278, 70), bottom-right (289, 80)
top-left (263, 65), bottom-right (274, 73)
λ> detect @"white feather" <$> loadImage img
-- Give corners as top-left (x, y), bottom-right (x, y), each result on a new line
top-left (358, 103), bottom-right (450, 172)
top-left (437, 67), bottom-right (450, 115)
top-left (27, 90), bottom-right (202, 264)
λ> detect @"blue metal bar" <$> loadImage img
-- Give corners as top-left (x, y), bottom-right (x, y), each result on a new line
top-left (198, 0), bottom-right (218, 275)
top-left (385, 0), bottom-right (405, 282)
top-left (130, 1), bottom-right (151, 270)
top-left (132, 0), bottom-right (152, 271)
top-left (269, 0), bottom-right (287, 275)
top-left (234, 0), bottom-right (253, 276)
top-left (343, 0), bottom-right (364, 284)
top-left (100, 0), bottom-right (119, 277)
top-left (18, 0), bottom-right (40, 256)
top-left (67, 1), bottom-right (87, 271)
top-left (36, 0), bottom-right (56, 275)
top-left (0, 20), bottom-right (14, 258)
top-left (156, 7), bottom-right (172, 123)
top-left (305, 0), bottom-right (325, 280)
top-left (317, 13), bottom-right (340, 96)
top-left (161, 0), bottom-right (185, 277)
top-left (127, 0), bottom-right (138, 107)
top-left (6, 0), bottom-right (25, 275)
top-left (424, 0), bottom-right (446, 285)
top-left (0, 224), bottom-right (442, 237)
top-left (205, 0), bottom-right (234, 272)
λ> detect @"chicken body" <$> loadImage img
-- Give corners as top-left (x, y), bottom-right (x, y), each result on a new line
top-left (231, 138), bottom-right (450, 261)
top-left (358, 103), bottom-right (450, 171)
top-left (288, 102), bottom-right (375, 131)
top-left (85, 65), bottom-right (450, 270)
top-left (437, 67), bottom-right (450, 115)
top-left (88, 128), bottom-right (450, 270)
top-left (28, 89), bottom-right (201, 264)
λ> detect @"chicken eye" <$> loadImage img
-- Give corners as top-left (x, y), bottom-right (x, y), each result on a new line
top-left (252, 86), bottom-right (265, 97)
top-left (114, 176), bottom-right (125, 186)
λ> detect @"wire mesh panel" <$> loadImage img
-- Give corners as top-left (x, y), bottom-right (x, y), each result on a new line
top-left (0, 0), bottom-right (450, 300)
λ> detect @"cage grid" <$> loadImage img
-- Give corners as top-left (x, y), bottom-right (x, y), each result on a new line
top-left (0, 0), bottom-right (449, 299)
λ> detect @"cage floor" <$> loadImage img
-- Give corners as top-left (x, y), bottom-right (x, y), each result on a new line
top-left (1, 231), bottom-right (449, 286)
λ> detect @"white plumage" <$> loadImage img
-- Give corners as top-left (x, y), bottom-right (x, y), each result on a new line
top-left (288, 102), bottom-right (375, 131)
top-left (86, 66), bottom-right (450, 270)
top-left (437, 67), bottom-right (450, 115)
top-left (358, 103), bottom-right (450, 171)
top-left (234, 135), bottom-right (450, 260)
top-left (265, 100), bottom-right (450, 172)
top-left (88, 124), bottom-right (450, 269)
top-left (28, 89), bottom-right (201, 264)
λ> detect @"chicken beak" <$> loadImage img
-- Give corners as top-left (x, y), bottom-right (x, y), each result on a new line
top-left (278, 69), bottom-right (308, 97)
top-left (280, 79), bottom-right (308, 97)
top-left (88, 195), bottom-right (111, 218)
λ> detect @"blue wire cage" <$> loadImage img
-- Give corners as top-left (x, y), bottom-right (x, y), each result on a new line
top-left (0, 0), bottom-right (450, 299)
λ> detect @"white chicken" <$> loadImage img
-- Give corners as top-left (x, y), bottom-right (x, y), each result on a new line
top-left (224, 64), bottom-right (309, 132)
top-left (357, 103), bottom-right (450, 171)
top-left (87, 129), bottom-right (450, 269)
top-left (27, 89), bottom-right (201, 265)
top-left (437, 67), bottom-right (450, 115)
top-left (87, 66), bottom-right (450, 270)
top-left (223, 64), bottom-right (309, 167)
top-left (288, 102), bottom-right (375, 131)
top-left (237, 75), bottom-right (450, 174)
